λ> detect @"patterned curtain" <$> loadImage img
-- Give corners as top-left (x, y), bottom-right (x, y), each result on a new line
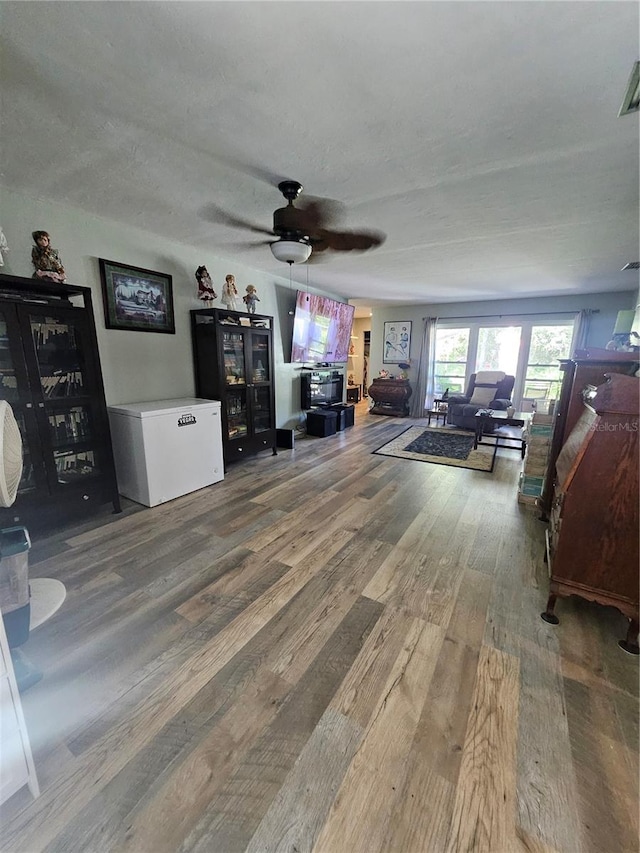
top-left (409, 317), bottom-right (437, 418)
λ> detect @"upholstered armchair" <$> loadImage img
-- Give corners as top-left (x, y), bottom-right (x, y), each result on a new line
top-left (446, 372), bottom-right (515, 432)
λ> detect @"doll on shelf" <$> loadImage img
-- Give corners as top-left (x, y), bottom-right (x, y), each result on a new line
top-left (221, 274), bottom-right (239, 310)
top-left (242, 285), bottom-right (260, 314)
top-left (0, 227), bottom-right (9, 267)
top-left (31, 230), bottom-right (66, 282)
top-left (195, 265), bottom-right (217, 302)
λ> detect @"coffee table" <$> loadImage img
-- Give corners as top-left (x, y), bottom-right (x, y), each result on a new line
top-left (474, 410), bottom-right (530, 457)
top-left (426, 407), bottom-right (447, 426)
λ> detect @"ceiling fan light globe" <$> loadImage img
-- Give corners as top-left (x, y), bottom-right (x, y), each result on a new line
top-left (270, 239), bottom-right (311, 264)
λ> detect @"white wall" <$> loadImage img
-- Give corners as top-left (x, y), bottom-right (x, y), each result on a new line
top-left (1, 188), bottom-right (345, 428)
top-left (369, 291), bottom-right (639, 384)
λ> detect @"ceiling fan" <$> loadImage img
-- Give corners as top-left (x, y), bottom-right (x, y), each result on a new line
top-left (208, 180), bottom-right (385, 264)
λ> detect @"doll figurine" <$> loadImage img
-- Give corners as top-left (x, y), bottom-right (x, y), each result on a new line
top-left (0, 227), bottom-right (9, 267)
top-left (31, 230), bottom-right (66, 282)
top-left (242, 285), bottom-right (260, 314)
top-left (195, 265), bottom-right (217, 302)
top-left (221, 274), bottom-right (239, 310)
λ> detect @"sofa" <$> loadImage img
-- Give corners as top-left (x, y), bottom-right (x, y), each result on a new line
top-left (446, 371), bottom-right (515, 432)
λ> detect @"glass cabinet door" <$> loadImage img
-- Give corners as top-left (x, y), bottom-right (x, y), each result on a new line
top-left (0, 309), bottom-right (31, 403)
top-left (0, 312), bottom-right (18, 402)
top-left (29, 314), bottom-right (87, 399)
top-left (47, 405), bottom-right (101, 484)
top-left (250, 331), bottom-right (271, 384)
top-left (28, 313), bottom-right (101, 486)
top-left (223, 331), bottom-right (249, 442)
top-left (223, 332), bottom-right (246, 386)
top-left (252, 387), bottom-right (273, 434)
top-left (226, 389), bottom-right (248, 440)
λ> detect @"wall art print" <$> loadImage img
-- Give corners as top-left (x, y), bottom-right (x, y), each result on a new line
top-left (99, 259), bottom-right (175, 334)
top-left (383, 320), bottom-right (411, 363)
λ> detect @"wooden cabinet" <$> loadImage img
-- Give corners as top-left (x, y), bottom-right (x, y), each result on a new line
top-left (191, 308), bottom-right (277, 464)
top-left (368, 378), bottom-right (412, 416)
top-left (0, 612), bottom-right (39, 806)
top-left (539, 348), bottom-right (638, 517)
top-left (542, 373), bottom-right (639, 653)
top-left (346, 384), bottom-right (362, 403)
top-left (0, 274), bottom-right (120, 530)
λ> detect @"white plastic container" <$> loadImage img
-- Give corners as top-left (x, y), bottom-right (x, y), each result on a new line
top-left (107, 398), bottom-right (224, 507)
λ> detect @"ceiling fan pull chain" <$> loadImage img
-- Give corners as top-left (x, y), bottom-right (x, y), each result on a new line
top-left (288, 263), bottom-right (295, 314)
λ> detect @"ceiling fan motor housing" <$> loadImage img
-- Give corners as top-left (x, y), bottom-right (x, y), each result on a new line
top-left (273, 180), bottom-right (308, 237)
top-left (273, 206), bottom-right (308, 238)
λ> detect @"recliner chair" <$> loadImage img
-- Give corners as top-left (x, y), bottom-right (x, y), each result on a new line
top-left (446, 372), bottom-right (515, 432)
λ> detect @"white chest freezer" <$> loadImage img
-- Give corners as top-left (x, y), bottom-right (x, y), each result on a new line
top-left (107, 398), bottom-right (224, 507)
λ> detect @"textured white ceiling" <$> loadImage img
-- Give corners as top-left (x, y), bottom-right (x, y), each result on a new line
top-left (1, 1), bottom-right (638, 307)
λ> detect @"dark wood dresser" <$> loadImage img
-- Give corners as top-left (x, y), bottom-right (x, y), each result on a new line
top-left (542, 372), bottom-right (639, 653)
top-left (368, 379), bottom-right (412, 417)
top-left (539, 348), bottom-right (639, 518)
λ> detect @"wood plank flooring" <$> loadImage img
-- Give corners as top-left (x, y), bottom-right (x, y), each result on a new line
top-left (1, 406), bottom-right (637, 853)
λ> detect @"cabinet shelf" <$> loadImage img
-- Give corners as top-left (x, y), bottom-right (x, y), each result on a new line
top-left (50, 436), bottom-right (94, 451)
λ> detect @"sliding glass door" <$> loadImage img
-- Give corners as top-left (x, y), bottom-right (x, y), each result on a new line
top-left (521, 324), bottom-right (574, 409)
top-left (434, 317), bottom-right (575, 410)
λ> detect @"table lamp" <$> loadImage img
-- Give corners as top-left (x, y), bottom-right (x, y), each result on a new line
top-left (606, 310), bottom-right (639, 351)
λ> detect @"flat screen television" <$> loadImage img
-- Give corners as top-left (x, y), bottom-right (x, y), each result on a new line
top-left (291, 291), bottom-right (355, 364)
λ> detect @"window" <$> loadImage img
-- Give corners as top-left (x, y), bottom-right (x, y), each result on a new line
top-left (434, 328), bottom-right (469, 396)
top-left (476, 326), bottom-right (521, 375)
top-left (431, 317), bottom-right (575, 410)
top-left (522, 324), bottom-right (574, 408)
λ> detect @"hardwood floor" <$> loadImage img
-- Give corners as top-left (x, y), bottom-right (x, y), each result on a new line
top-left (1, 407), bottom-right (637, 852)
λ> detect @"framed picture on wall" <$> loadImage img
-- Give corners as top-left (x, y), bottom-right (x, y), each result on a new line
top-left (99, 259), bottom-right (175, 334)
top-left (383, 321), bottom-right (412, 363)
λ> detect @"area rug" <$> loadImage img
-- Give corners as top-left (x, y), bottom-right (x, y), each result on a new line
top-left (373, 426), bottom-right (497, 471)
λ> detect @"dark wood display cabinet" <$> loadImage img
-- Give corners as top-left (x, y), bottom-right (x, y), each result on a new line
top-left (368, 378), bottom-right (412, 416)
top-left (191, 308), bottom-right (277, 465)
top-left (541, 373), bottom-right (639, 653)
top-left (0, 273), bottom-right (120, 530)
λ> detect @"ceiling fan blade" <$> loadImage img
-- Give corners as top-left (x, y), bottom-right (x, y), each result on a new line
top-left (308, 233), bottom-right (331, 253)
top-left (321, 229), bottom-right (386, 252)
top-left (295, 197), bottom-right (345, 231)
top-left (202, 203), bottom-right (273, 236)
